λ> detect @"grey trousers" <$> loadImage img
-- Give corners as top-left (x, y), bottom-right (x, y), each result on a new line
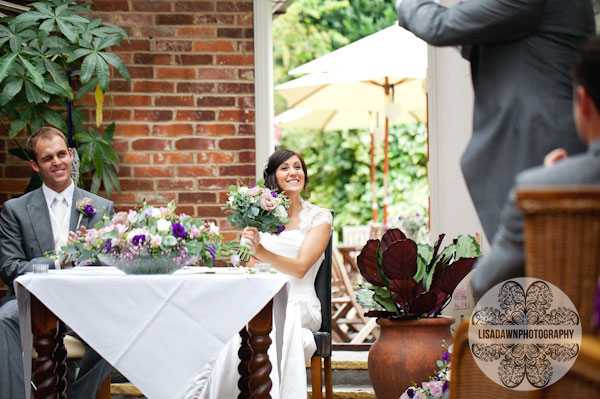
top-left (0, 297), bottom-right (113, 399)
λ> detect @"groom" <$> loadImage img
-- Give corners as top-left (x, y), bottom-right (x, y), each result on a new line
top-left (0, 126), bottom-right (114, 399)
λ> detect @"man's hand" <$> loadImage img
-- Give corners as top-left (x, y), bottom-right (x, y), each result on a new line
top-left (544, 148), bottom-right (568, 168)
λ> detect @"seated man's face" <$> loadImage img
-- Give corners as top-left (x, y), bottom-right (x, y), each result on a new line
top-left (30, 135), bottom-right (73, 192)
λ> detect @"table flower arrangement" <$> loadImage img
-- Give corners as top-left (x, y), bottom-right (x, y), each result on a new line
top-left (59, 200), bottom-right (229, 273)
top-left (223, 180), bottom-right (290, 263)
top-left (399, 341), bottom-right (452, 399)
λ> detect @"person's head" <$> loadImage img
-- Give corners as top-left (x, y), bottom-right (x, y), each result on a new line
top-left (573, 35), bottom-right (600, 143)
top-left (263, 149), bottom-right (309, 196)
top-left (26, 126), bottom-right (73, 192)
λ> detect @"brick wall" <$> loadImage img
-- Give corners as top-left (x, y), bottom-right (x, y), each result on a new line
top-left (0, 0), bottom-right (256, 241)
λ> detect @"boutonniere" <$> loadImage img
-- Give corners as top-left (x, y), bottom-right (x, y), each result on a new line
top-left (76, 197), bottom-right (96, 227)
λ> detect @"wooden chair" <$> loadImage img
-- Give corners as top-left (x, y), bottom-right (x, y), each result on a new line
top-left (450, 187), bottom-right (600, 398)
top-left (311, 230), bottom-right (333, 399)
top-left (330, 249), bottom-right (376, 343)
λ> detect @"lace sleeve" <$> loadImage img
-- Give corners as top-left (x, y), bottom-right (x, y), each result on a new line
top-left (299, 201), bottom-right (333, 233)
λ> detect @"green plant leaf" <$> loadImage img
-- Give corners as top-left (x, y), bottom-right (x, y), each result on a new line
top-left (39, 18), bottom-right (55, 34)
top-left (18, 54), bottom-right (44, 89)
top-left (90, 172), bottom-right (101, 193)
top-left (96, 34), bottom-right (123, 51)
top-left (92, 142), bottom-right (104, 176)
top-left (39, 106), bottom-right (66, 131)
top-left (95, 56), bottom-right (110, 90)
top-left (73, 132), bottom-right (92, 143)
top-left (15, 11), bottom-right (46, 24)
top-left (67, 48), bottom-right (93, 63)
top-left (99, 51), bottom-right (131, 82)
top-left (24, 80), bottom-right (45, 103)
top-left (105, 165), bottom-right (121, 194)
top-left (102, 168), bottom-right (112, 197)
top-left (8, 118), bottom-right (27, 138)
top-left (56, 18), bottom-right (78, 42)
top-left (74, 76), bottom-right (98, 101)
top-left (79, 52), bottom-right (97, 84)
top-left (0, 77), bottom-right (23, 105)
top-left (0, 53), bottom-right (18, 84)
top-left (43, 59), bottom-right (70, 90)
top-left (98, 142), bottom-right (119, 163)
top-left (43, 80), bottom-right (71, 98)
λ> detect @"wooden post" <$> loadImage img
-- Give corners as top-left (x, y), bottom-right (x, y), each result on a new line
top-left (247, 299), bottom-right (273, 399)
top-left (237, 327), bottom-right (252, 399)
top-left (31, 294), bottom-right (65, 399)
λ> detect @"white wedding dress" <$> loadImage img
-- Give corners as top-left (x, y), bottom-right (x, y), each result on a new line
top-left (182, 200), bottom-right (332, 399)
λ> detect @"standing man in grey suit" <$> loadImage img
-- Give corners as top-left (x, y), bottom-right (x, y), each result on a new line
top-left (471, 35), bottom-right (600, 301)
top-left (0, 126), bottom-right (114, 399)
top-left (396, 0), bottom-right (595, 241)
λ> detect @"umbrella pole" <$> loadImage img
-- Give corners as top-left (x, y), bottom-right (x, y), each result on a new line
top-left (383, 78), bottom-right (391, 227)
top-left (369, 112), bottom-right (377, 223)
top-left (384, 116), bottom-right (389, 227)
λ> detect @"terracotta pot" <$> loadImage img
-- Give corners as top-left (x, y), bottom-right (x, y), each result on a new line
top-left (368, 317), bottom-right (454, 399)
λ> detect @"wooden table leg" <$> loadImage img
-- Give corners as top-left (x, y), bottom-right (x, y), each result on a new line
top-left (31, 294), bottom-right (66, 399)
top-left (237, 327), bottom-right (252, 399)
top-left (247, 299), bottom-right (273, 399)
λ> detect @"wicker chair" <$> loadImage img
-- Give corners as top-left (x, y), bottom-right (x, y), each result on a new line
top-left (450, 187), bottom-right (600, 399)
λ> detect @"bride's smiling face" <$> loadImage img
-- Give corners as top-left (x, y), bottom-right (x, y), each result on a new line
top-left (275, 155), bottom-right (305, 195)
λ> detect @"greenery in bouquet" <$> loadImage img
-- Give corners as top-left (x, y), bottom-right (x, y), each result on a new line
top-left (59, 200), bottom-right (229, 268)
top-left (400, 341), bottom-right (452, 399)
top-left (222, 180), bottom-right (291, 263)
top-left (356, 228), bottom-right (481, 319)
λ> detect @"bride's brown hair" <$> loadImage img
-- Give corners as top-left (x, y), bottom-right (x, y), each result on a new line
top-left (263, 149), bottom-right (309, 194)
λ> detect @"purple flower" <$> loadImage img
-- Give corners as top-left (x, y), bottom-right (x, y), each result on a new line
top-left (172, 223), bottom-right (186, 239)
top-left (276, 225), bottom-right (286, 234)
top-left (406, 388), bottom-right (415, 398)
top-left (250, 184), bottom-right (257, 188)
top-left (270, 190), bottom-right (278, 198)
top-left (103, 240), bottom-right (112, 252)
top-left (442, 381), bottom-right (448, 393)
top-left (441, 351), bottom-right (450, 361)
top-left (84, 204), bottom-right (96, 216)
top-left (132, 235), bottom-right (146, 246)
top-left (207, 246), bottom-right (216, 260)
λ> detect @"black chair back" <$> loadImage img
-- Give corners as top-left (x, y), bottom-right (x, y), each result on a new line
top-left (314, 234), bottom-right (332, 334)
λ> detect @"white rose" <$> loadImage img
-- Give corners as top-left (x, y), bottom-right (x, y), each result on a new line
top-left (209, 222), bottom-right (219, 235)
top-left (151, 208), bottom-right (162, 218)
top-left (149, 234), bottom-right (162, 248)
top-left (239, 187), bottom-right (248, 194)
top-left (276, 205), bottom-right (288, 218)
top-left (127, 210), bottom-right (137, 223)
top-left (157, 218), bottom-right (172, 232)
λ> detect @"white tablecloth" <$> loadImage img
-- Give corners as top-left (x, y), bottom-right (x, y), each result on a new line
top-left (15, 268), bottom-right (289, 399)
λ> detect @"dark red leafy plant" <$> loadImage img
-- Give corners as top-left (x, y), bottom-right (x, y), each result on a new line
top-left (356, 228), bottom-right (482, 319)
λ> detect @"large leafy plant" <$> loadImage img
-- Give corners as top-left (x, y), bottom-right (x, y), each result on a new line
top-left (356, 228), bottom-right (481, 319)
top-left (0, 0), bottom-right (130, 195)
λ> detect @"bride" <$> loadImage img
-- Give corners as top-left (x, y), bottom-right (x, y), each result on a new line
top-left (183, 149), bottom-right (332, 399)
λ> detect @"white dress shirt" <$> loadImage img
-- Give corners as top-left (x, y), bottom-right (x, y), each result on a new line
top-left (42, 180), bottom-right (75, 268)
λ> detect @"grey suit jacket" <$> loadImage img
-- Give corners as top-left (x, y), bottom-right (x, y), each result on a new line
top-left (470, 138), bottom-right (600, 302)
top-left (397, 0), bottom-right (595, 240)
top-left (0, 186), bottom-right (114, 296)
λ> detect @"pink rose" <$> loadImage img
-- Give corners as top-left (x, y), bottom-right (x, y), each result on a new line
top-left (247, 186), bottom-right (261, 196)
top-left (259, 192), bottom-right (277, 211)
top-left (425, 381), bottom-right (444, 398)
top-left (111, 211), bottom-right (128, 225)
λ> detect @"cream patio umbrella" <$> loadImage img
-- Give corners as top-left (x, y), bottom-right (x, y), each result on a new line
top-left (276, 25), bottom-right (427, 225)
